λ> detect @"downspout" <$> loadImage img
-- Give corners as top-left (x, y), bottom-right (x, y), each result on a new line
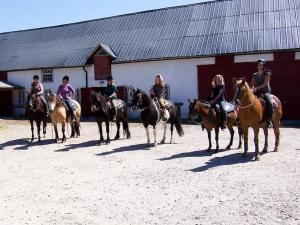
top-left (83, 66), bottom-right (88, 88)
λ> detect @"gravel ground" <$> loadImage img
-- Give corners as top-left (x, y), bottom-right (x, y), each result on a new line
top-left (0, 119), bottom-right (299, 225)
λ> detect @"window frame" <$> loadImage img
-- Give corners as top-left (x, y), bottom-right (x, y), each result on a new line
top-left (42, 69), bottom-right (54, 83)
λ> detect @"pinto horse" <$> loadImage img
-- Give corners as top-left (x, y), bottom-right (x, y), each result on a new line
top-left (233, 77), bottom-right (282, 161)
top-left (27, 94), bottom-right (47, 142)
top-left (47, 93), bottom-right (81, 143)
top-left (188, 99), bottom-right (242, 152)
top-left (90, 92), bottom-right (131, 144)
top-left (131, 89), bottom-right (184, 146)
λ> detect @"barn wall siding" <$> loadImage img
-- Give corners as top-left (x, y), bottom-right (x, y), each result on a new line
top-left (234, 53), bottom-right (274, 63)
top-left (198, 51), bottom-right (300, 120)
top-left (111, 57), bottom-right (215, 118)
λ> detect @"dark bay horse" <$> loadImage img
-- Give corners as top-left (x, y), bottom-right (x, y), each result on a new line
top-left (48, 93), bottom-right (81, 143)
top-left (188, 99), bottom-right (242, 152)
top-left (132, 89), bottom-right (184, 146)
top-left (27, 94), bottom-right (47, 143)
top-left (233, 77), bottom-right (282, 161)
top-left (90, 92), bottom-right (131, 144)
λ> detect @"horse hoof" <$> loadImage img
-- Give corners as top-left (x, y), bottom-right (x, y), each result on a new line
top-left (30, 139), bottom-right (34, 143)
top-left (206, 148), bottom-right (212, 152)
top-left (255, 156), bottom-right (260, 161)
top-left (160, 140), bottom-right (165, 144)
top-left (262, 148), bottom-right (268, 153)
top-left (274, 148), bottom-right (278, 152)
top-left (238, 145), bottom-right (242, 149)
top-left (153, 143), bottom-right (158, 147)
top-left (214, 149), bottom-right (219, 153)
top-left (114, 136), bottom-right (120, 140)
top-left (226, 145), bottom-right (231, 150)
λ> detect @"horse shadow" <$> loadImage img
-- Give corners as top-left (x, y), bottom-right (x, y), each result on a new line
top-left (159, 149), bottom-right (212, 161)
top-left (55, 140), bottom-right (99, 152)
top-left (95, 143), bottom-right (150, 156)
top-left (0, 138), bottom-right (54, 150)
top-left (190, 152), bottom-right (254, 173)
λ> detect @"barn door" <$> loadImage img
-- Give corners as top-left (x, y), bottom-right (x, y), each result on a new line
top-left (0, 90), bottom-right (12, 116)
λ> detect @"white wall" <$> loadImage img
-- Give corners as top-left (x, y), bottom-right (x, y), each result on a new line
top-left (296, 52), bottom-right (300, 60)
top-left (234, 53), bottom-right (274, 63)
top-left (108, 57), bottom-right (215, 118)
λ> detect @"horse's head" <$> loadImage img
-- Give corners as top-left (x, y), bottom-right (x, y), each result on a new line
top-left (233, 77), bottom-right (249, 104)
top-left (131, 89), bottom-right (146, 111)
top-left (90, 91), bottom-right (106, 113)
top-left (47, 92), bottom-right (58, 112)
top-left (29, 93), bottom-right (42, 112)
top-left (187, 99), bottom-right (198, 122)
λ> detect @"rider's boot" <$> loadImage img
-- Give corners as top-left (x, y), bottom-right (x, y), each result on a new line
top-left (162, 109), bottom-right (170, 121)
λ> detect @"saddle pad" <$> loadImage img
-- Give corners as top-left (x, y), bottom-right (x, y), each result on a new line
top-left (115, 99), bottom-right (125, 110)
top-left (223, 102), bottom-right (235, 114)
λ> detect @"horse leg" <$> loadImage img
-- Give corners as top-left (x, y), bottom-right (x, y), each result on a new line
top-left (70, 120), bottom-right (75, 138)
top-left (273, 120), bottom-right (280, 152)
top-left (238, 126), bottom-right (243, 149)
top-left (242, 127), bottom-right (249, 158)
top-left (153, 126), bottom-right (157, 147)
top-left (253, 127), bottom-right (260, 161)
top-left (43, 119), bottom-right (47, 138)
top-left (123, 119), bottom-right (131, 139)
top-left (62, 122), bottom-right (66, 143)
top-left (206, 129), bottom-right (212, 152)
top-left (37, 120), bottom-right (41, 142)
top-left (54, 124), bottom-right (59, 143)
top-left (75, 120), bottom-right (80, 137)
top-left (214, 127), bottom-right (219, 153)
top-left (262, 127), bottom-right (268, 153)
top-left (161, 121), bottom-right (167, 144)
top-left (114, 120), bottom-right (120, 140)
top-left (106, 121), bottom-right (110, 144)
top-left (226, 126), bottom-right (234, 150)
top-left (170, 122), bottom-right (174, 144)
top-left (98, 121), bottom-right (104, 143)
top-left (30, 120), bottom-right (34, 143)
top-left (145, 126), bottom-right (150, 145)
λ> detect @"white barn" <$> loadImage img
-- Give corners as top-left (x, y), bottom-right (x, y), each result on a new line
top-left (0, 0), bottom-right (300, 119)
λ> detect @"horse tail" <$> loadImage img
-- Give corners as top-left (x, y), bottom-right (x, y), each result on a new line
top-left (174, 115), bottom-right (184, 137)
top-left (122, 107), bottom-right (131, 139)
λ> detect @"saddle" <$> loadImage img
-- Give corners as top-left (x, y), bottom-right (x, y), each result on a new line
top-left (105, 99), bottom-right (125, 110)
top-left (211, 101), bottom-right (235, 115)
top-left (257, 94), bottom-right (277, 110)
top-left (62, 100), bottom-right (78, 111)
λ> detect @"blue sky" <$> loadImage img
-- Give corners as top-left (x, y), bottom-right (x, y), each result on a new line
top-left (0, 0), bottom-right (210, 33)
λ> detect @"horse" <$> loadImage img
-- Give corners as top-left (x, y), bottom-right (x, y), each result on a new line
top-left (131, 89), bottom-right (184, 146)
top-left (47, 93), bottom-right (81, 143)
top-left (27, 93), bottom-right (47, 143)
top-left (90, 92), bottom-right (131, 144)
top-left (188, 99), bottom-right (242, 152)
top-left (233, 77), bottom-right (282, 161)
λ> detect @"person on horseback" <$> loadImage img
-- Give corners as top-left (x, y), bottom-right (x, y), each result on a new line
top-left (251, 59), bottom-right (273, 124)
top-left (104, 76), bottom-right (118, 121)
top-left (56, 76), bottom-right (76, 122)
top-left (208, 74), bottom-right (226, 130)
top-left (26, 75), bottom-right (48, 117)
top-left (149, 74), bottom-right (169, 121)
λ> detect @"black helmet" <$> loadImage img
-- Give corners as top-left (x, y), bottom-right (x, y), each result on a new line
top-left (63, 75), bottom-right (69, 81)
top-left (33, 75), bottom-right (39, 80)
top-left (107, 76), bottom-right (113, 81)
top-left (257, 59), bottom-right (266, 65)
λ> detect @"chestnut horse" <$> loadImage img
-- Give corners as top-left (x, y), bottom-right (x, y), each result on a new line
top-left (188, 99), bottom-right (242, 152)
top-left (47, 93), bottom-right (81, 142)
top-left (233, 78), bottom-right (282, 161)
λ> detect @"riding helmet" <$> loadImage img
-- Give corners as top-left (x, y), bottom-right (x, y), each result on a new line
top-left (63, 75), bottom-right (69, 81)
top-left (107, 76), bottom-right (113, 81)
top-left (257, 59), bottom-right (266, 65)
top-left (33, 75), bottom-right (39, 80)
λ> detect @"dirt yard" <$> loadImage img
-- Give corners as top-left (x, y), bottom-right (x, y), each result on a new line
top-left (0, 119), bottom-right (299, 225)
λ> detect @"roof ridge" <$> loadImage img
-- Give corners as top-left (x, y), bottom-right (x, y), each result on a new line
top-left (0, 0), bottom-right (229, 35)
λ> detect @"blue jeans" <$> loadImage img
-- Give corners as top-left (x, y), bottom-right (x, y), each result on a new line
top-left (64, 98), bottom-right (74, 119)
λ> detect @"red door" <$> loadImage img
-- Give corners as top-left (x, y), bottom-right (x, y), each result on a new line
top-left (0, 90), bottom-right (12, 116)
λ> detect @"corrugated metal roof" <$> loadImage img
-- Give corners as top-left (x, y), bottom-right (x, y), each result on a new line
top-left (0, 0), bottom-right (299, 71)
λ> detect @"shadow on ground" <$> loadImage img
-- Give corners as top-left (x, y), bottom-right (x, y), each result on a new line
top-left (96, 143), bottom-right (151, 156)
top-left (0, 138), bottom-right (54, 150)
top-left (190, 152), bottom-right (254, 172)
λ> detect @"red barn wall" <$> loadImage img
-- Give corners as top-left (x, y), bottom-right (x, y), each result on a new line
top-left (198, 51), bottom-right (300, 120)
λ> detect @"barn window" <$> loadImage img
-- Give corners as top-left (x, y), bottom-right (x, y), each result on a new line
top-left (42, 69), bottom-right (53, 82)
top-left (18, 90), bottom-right (26, 105)
top-left (124, 85), bottom-right (135, 104)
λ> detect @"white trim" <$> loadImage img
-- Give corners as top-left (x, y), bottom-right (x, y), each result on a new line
top-left (234, 53), bottom-right (274, 63)
top-left (296, 52), bottom-right (300, 60)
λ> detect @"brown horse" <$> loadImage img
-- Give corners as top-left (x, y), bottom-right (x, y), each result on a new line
top-left (233, 77), bottom-right (282, 161)
top-left (188, 99), bottom-right (242, 152)
top-left (27, 94), bottom-right (47, 142)
top-left (47, 93), bottom-right (81, 143)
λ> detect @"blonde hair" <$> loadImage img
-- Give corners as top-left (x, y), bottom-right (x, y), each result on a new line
top-left (212, 74), bottom-right (225, 87)
top-left (155, 74), bottom-right (165, 87)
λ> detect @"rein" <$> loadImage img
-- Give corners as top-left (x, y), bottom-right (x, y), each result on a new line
top-left (238, 98), bottom-right (258, 109)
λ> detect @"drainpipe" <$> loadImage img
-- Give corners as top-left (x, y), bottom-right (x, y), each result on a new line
top-left (83, 66), bottom-right (88, 88)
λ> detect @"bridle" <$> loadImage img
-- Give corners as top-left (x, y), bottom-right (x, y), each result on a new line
top-left (30, 94), bottom-right (42, 112)
top-left (233, 84), bottom-right (257, 109)
top-left (131, 93), bottom-right (149, 112)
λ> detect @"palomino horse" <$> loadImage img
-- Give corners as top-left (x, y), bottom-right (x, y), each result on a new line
top-left (90, 92), bottom-right (131, 144)
top-left (27, 94), bottom-right (47, 142)
top-left (131, 89), bottom-right (184, 146)
top-left (47, 93), bottom-right (81, 142)
top-left (233, 77), bottom-right (282, 161)
top-left (188, 99), bottom-right (242, 152)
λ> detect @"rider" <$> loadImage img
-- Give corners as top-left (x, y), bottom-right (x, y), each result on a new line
top-left (150, 74), bottom-right (169, 121)
top-left (56, 76), bottom-right (75, 122)
top-left (26, 75), bottom-right (48, 117)
top-left (251, 59), bottom-right (273, 124)
top-left (104, 76), bottom-right (118, 121)
top-left (208, 74), bottom-right (226, 130)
